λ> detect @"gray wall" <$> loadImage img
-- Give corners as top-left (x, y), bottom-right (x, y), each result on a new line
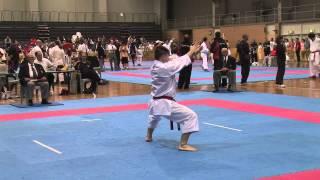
top-left (170, 0), bottom-right (319, 19)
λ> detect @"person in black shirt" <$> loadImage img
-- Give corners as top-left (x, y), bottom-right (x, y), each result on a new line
top-left (263, 40), bottom-right (271, 66)
top-left (178, 34), bottom-right (192, 89)
top-left (96, 41), bottom-right (106, 69)
top-left (238, 34), bottom-right (251, 84)
top-left (275, 36), bottom-right (286, 88)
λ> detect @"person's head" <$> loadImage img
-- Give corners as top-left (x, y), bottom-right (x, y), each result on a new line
top-left (302, 39), bottom-right (305, 42)
top-left (308, 32), bottom-right (316, 41)
top-left (110, 39), bottom-right (114, 44)
top-left (35, 51), bottom-right (43, 61)
top-left (203, 37), bottom-right (208, 42)
top-left (215, 32), bottom-right (221, 38)
top-left (271, 38), bottom-right (274, 41)
top-left (276, 36), bottom-right (284, 44)
top-left (171, 43), bottom-right (179, 55)
top-left (221, 48), bottom-right (228, 57)
top-left (242, 34), bottom-right (249, 41)
top-left (36, 39), bottom-right (43, 47)
top-left (183, 34), bottom-right (190, 41)
top-left (154, 46), bottom-right (170, 63)
top-left (0, 51), bottom-right (3, 59)
top-left (26, 54), bottom-right (36, 64)
top-left (296, 38), bottom-right (300, 41)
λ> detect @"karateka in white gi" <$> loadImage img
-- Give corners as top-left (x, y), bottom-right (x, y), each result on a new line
top-left (145, 44), bottom-right (201, 152)
top-left (308, 33), bottom-right (320, 78)
top-left (200, 37), bottom-right (210, 72)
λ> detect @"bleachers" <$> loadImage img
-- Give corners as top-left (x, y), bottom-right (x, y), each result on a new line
top-left (0, 22), bottom-right (161, 42)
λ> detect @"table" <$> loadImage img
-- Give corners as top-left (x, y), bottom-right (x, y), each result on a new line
top-left (46, 70), bottom-right (77, 94)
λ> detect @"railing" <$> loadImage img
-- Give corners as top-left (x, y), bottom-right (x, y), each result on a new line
top-left (0, 10), bottom-right (159, 23)
top-left (167, 3), bottom-right (320, 29)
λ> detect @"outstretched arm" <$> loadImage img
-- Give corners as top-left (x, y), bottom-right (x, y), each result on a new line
top-left (165, 45), bottom-right (201, 75)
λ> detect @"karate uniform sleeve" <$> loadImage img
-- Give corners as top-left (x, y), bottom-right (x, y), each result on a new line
top-left (164, 55), bottom-right (191, 76)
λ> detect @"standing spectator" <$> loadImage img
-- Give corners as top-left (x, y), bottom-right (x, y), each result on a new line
top-left (238, 34), bottom-right (251, 84)
top-left (250, 40), bottom-right (258, 63)
top-left (115, 39), bottom-right (121, 69)
top-left (275, 36), bottom-right (286, 88)
top-left (106, 40), bottom-right (118, 71)
top-left (129, 39), bottom-right (138, 66)
top-left (178, 34), bottom-right (192, 89)
top-left (96, 41), bottom-right (106, 69)
top-left (210, 32), bottom-right (228, 86)
top-left (120, 41), bottom-right (129, 70)
top-left (301, 39), bottom-right (306, 61)
top-left (295, 38), bottom-right (301, 64)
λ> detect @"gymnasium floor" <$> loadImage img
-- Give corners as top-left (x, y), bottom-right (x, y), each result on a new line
top-left (1, 61), bottom-right (320, 180)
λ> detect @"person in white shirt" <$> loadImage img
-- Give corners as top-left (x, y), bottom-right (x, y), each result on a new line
top-left (30, 40), bottom-right (43, 57)
top-left (308, 33), bottom-right (320, 78)
top-left (106, 40), bottom-right (119, 71)
top-left (145, 45), bottom-right (201, 152)
top-left (35, 51), bottom-right (55, 93)
top-left (270, 38), bottom-right (276, 51)
top-left (77, 39), bottom-right (89, 53)
top-left (49, 41), bottom-right (66, 82)
top-left (200, 37), bottom-right (210, 71)
top-left (50, 41), bottom-right (65, 68)
top-left (136, 44), bottom-right (144, 66)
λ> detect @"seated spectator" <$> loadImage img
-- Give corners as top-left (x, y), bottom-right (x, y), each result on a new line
top-left (34, 51), bottom-right (55, 94)
top-left (213, 48), bottom-right (237, 92)
top-left (75, 54), bottom-right (100, 94)
top-left (18, 54), bottom-right (50, 106)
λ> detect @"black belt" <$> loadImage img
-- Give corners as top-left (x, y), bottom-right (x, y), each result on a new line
top-left (153, 96), bottom-right (175, 101)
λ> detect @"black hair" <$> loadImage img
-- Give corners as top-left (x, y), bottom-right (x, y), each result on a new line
top-left (35, 51), bottom-right (42, 56)
top-left (154, 46), bottom-right (170, 60)
top-left (171, 43), bottom-right (179, 54)
top-left (308, 32), bottom-right (316, 39)
top-left (203, 37), bottom-right (208, 42)
top-left (215, 32), bottom-right (221, 38)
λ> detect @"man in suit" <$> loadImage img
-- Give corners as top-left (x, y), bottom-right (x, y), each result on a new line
top-left (213, 48), bottom-right (237, 92)
top-left (178, 34), bottom-right (193, 89)
top-left (19, 54), bottom-right (50, 106)
top-left (238, 34), bottom-right (251, 84)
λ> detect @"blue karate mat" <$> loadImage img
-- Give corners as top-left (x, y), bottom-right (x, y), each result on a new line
top-left (0, 91), bottom-right (320, 180)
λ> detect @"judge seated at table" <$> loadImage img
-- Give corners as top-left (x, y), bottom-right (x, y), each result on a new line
top-left (19, 54), bottom-right (50, 106)
top-left (213, 48), bottom-right (237, 92)
top-left (75, 53), bottom-right (100, 94)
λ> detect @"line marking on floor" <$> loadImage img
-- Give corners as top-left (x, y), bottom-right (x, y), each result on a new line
top-left (33, 140), bottom-right (62, 155)
top-left (203, 122), bottom-right (243, 132)
top-left (81, 118), bottom-right (102, 122)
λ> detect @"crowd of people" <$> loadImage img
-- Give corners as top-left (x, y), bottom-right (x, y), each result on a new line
top-left (1, 30), bottom-right (320, 103)
top-left (0, 33), bottom-right (153, 102)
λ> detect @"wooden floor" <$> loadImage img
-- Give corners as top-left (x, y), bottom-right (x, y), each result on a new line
top-left (1, 62), bottom-right (319, 105)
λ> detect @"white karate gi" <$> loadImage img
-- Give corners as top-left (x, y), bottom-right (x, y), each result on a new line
top-left (200, 42), bottom-right (209, 70)
top-left (309, 37), bottom-right (320, 76)
top-left (148, 55), bottom-right (199, 134)
top-left (136, 47), bottom-right (144, 65)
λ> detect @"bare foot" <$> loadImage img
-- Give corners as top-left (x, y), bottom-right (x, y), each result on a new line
top-left (145, 136), bottom-right (153, 142)
top-left (178, 144), bottom-right (198, 152)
